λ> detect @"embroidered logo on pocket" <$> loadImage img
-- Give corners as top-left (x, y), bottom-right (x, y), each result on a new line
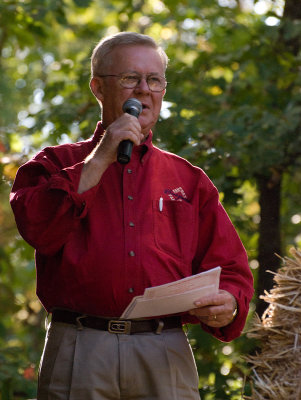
top-left (164, 187), bottom-right (189, 202)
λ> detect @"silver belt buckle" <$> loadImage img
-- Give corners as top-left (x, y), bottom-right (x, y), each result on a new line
top-left (108, 320), bottom-right (131, 334)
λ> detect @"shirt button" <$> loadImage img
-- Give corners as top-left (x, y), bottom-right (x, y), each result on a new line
top-left (128, 195), bottom-right (133, 200)
top-left (128, 288), bottom-right (134, 293)
top-left (127, 169), bottom-right (132, 174)
top-left (129, 222), bottom-right (135, 227)
top-left (129, 251), bottom-right (135, 257)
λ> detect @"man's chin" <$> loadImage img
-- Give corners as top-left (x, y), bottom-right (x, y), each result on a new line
top-left (139, 117), bottom-right (155, 135)
top-left (141, 125), bottom-right (152, 138)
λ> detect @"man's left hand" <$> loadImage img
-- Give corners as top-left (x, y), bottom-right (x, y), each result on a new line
top-left (188, 290), bottom-right (237, 328)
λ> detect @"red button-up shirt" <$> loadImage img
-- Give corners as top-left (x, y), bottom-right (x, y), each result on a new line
top-left (10, 122), bottom-right (254, 341)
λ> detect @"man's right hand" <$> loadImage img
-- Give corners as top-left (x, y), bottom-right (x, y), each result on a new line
top-left (77, 114), bottom-right (143, 194)
top-left (97, 113), bottom-right (144, 165)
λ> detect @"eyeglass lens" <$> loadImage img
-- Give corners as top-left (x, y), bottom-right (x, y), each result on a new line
top-left (119, 74), bottom-right (166, 92)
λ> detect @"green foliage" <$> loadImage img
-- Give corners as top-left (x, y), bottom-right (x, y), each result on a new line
top-left (0, 181), bottom-right (44, 399)
top-left (1, 0), bottom-right (300, 398)
top-left (187, 323), bottom-right (257, 400)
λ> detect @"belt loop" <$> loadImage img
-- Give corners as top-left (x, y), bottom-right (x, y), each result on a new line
top-left (76, 315), bottom-right (87, 330)
top-left (155, 319), bottom-right (164, 335)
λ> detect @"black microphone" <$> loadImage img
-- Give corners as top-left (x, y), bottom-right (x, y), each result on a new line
top-left (117, 98), bottom-right (143, 164)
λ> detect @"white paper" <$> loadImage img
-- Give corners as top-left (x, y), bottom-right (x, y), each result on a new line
top-left (121, 266), bottom-right (221, 319)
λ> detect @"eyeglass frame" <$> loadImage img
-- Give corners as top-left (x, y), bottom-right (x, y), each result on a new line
top-left (96, 71), bottom-right (168, 92)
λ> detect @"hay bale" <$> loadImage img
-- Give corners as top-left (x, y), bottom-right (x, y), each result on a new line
top-left (245, 248), bottom-right (301, 400)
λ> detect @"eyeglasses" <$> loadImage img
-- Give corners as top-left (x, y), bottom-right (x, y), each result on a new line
top-left (97, 72), bottom-right (167, 92)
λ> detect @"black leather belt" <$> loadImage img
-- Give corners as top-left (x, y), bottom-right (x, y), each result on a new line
top-left (51, 309), bottom-right (182, 335)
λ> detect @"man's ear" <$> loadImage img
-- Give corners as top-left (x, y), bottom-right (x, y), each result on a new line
top-left (90, 77), bottom-right (104, 102)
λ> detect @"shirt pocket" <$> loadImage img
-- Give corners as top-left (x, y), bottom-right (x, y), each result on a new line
top-left (152, 199), bottom-right (194, 260)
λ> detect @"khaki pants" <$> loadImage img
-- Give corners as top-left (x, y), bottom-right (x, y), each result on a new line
top-left (38, 322), bottom-right (200, 400)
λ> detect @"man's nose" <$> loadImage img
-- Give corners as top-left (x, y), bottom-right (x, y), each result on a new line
top-left (134, 78), bottom-right (150, 92)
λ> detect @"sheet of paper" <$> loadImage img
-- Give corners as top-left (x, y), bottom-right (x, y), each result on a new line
top-left (143, 266), bottom-right (221, 299)
top-left (120, 267), bottom-right (221, 319)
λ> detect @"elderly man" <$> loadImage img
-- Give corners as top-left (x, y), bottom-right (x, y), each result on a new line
top-left (10, 32), bottom-right (254, 400)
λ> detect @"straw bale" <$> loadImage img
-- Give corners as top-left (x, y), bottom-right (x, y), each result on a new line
top-left (244, 248), bottom-right (301, 400)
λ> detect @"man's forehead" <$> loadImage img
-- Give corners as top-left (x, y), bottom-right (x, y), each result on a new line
top-left (107, 45), bottom-right (165, 73)
top-left (110, 44), bottom-right (160, 57)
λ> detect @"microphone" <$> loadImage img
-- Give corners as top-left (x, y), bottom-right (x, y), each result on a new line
top-left (117, 98), bottom-right (143, 164)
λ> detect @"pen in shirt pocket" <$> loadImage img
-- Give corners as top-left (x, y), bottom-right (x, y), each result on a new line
top-left (159, 197), bottom-right (163, 212)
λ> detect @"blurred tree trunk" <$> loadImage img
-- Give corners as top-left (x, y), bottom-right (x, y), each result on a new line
top-left (255, 0), bottom-right (301, 317)
top-left (256, 173), bottom-right (282, 317)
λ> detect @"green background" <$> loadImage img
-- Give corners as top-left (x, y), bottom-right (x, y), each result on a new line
top-left (0, 0), bottom-right (300, 398)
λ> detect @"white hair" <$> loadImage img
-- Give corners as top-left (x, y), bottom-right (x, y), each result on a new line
top-left (91, 31), bottom-right (168, 77)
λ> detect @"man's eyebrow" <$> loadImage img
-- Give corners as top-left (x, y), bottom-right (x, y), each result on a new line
top-left (122, 70), bottom-right (161, 75)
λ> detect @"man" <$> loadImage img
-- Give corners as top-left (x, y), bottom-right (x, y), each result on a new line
top-left (10, 32), bottom-right (254, 400)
